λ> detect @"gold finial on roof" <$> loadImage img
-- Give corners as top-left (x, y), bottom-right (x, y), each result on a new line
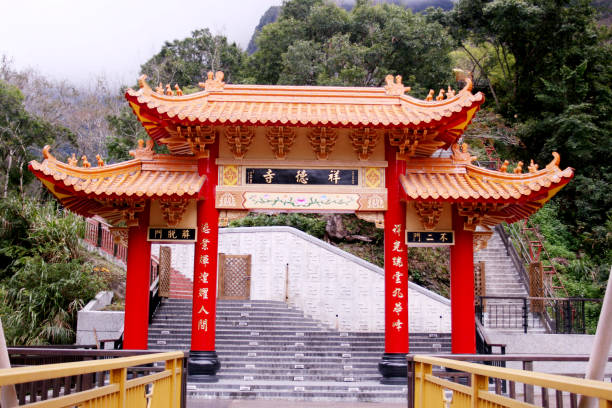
top-left (199, 71), bottom-right (226, 92)
top-left (384, 74), bottom-right (409, 95)
top-left (81, 155), bottom-right (91, 168)
top-left (68, 153), bottom-right (77, 166)
top-left (174, 84), bottom-right (183, 96)
top-left (436, 89), bottom-right (445, 101)
top-left (165, 84), bottom-right (173, 96)
top-left (426, 89), bottom-right (434, 101)
top-left (500, 160), bottom-right (509, 172)
top-left (42, 145), bottom-right (55, 161)
top-left (96, 154), bottom-right (105, 167)
top-left (528, 159), bottom-right (539, 173)
top-left (513, 161), bottom-right (523, 174)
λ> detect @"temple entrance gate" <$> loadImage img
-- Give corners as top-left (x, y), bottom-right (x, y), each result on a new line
top-left (29, 71), bottom-right (573, 384)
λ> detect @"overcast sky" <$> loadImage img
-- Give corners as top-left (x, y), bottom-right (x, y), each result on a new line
top-left (1, 0), bottom-right (283, 86)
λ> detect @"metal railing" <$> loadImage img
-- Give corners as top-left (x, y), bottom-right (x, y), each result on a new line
top-left (3, 350), bottom-right (187, 407)
top-left (477, 296), bottom-right (602, 334)
top-left (407, 354), bottom-right (612, 408)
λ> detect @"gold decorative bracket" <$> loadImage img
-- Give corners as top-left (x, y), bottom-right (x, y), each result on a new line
top-left (457, 202), bottom-right (505, 231)
top-left (178, 126), bottom-right (216, 158)
top-left (355, 211), bottom-right (384, 229)
top-left (109, 227), bottom-right (129, 246)
top-left (100, 200), bottom-right (146, 227)
top-left (307, 128), bottom-right (338, 160)
top-left (473, 229), bottom-right (493, 252)
top-left (266, 127), bottom-right (296, 159)
top-left (219, 210), bottom-right (250, 227)
top-left (225, 126), bottom-right (255, 159)
top-left (159, 200), bottom-right (189, 227)
top-left (415, 202), bottom-right (444, 230)
top-left (349, 128), bottom-right (379, 161)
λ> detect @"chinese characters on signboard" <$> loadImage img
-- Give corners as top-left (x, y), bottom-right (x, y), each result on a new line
top-left (195, 222), bottom-right (212, 334)
top-left (147, 228), bottom-right (196, 242)
top-left (406, 231), bottom-right (454, 247)
top-left (246, 168), bottom-right (358, 186)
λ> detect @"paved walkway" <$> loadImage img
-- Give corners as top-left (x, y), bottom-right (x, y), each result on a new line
top-left (188, 399), bottom-right (406, 408)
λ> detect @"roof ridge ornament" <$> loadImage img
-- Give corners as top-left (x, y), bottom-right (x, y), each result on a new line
top-left (453, 69), bottom-right (473, 92)
top-left (451, 142), bottom-right (477, 164)
top-left (42, 145), bottom-right (56, 161)
top-left (546, 152), bottom-right (561, 170)
top-left (199, 71), bottom-right (226, 92)
top-left (384, 74), bottom-right (410, 96)
top-left (137, 75), bottom-right (153, 93)
top-left (129, 139), bottom-right (155, 160)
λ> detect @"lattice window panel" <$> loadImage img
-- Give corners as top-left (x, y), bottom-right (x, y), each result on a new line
top-left (529, 261), bottom-right (544, 313)
top-left (219, 254), bottom-right (251, 300)
top-left (158, 246), bottom-right (172, 298)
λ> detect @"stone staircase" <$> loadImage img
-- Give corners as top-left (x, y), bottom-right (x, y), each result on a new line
top-left (148, 298), bottom-right (451, 402)
top-left (474, 230), bottom-right (546, 332)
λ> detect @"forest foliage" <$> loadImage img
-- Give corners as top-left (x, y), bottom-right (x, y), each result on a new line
top-left (0, 0), bottom-right (610, 343)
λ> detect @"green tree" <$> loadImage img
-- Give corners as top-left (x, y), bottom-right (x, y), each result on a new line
top-left (140, 28), bottom-right (247, 86)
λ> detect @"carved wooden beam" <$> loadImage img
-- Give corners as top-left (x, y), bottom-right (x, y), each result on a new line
top-left (178, 125), bottom-right (216, 158)
top-left (98, 199), bottom-right (146, 227)
top-left (457, 202), bottom-right (506, 231)
top-left (307, 127), bottom-right (338, 160)
top-left (109, 227), bottom-right (128, 246)
top-left (159, 200), bottom-right (189, 227)
top-left (473, 229), bottom-right (493, 252)
top-left (266, 126), bottom-right (296, 159)
top-left (414, 202), bottom-right (444, 230)
top-left (349, 128), bottom-right (379, 161)
top-left (355, 211), bottom-right (384, 229)
top-left (225, 126), bottom-right (255, 159)
top-left (387, 129), bottom-right (444, 159)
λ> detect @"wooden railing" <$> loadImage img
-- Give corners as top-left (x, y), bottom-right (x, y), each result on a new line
top-left (85, 217), bottom-right (127, 264)
top-left (410, 355), bottom-right (612, 408)
top-left (1, 351), bottom-right (185, 407)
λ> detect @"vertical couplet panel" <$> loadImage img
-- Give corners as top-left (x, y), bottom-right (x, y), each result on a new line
top-left (123, 202), bottom-right (152, 349)
top-left (384, 139), bottom-right (409, 353)
top-left (450, 204), bottom-right (476, 353)
top-left (191, 143), bottom-right (220, 352)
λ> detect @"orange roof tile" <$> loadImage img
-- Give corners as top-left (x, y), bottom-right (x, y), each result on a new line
top-left (399, 153), bottom-right (574, 225)
top-left (30, 148), bottom-right (204, 199)
top-left (125, 74), bottom-right (484, 153)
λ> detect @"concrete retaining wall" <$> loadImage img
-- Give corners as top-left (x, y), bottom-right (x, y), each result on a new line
top-left (76, 291), bottom-right (124, 348)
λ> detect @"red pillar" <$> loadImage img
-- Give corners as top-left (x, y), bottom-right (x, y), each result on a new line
top-left (123, 203), bottom-right (151, 350)
top-left (188, 141), bottom-right (220, 380)
top-left (379, 137), bottom-right (409, 384)
top-left (450, 204), bottom-right (476, 353)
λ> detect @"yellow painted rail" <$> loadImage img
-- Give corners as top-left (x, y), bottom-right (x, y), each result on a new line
top-left (414, 355), bottom-right (612, 408)
top-left (0, 351), bottom-right (184, 408)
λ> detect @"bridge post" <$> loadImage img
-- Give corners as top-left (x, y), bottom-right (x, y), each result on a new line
top-left (379, 137), bottom-right (409, 384)
top-left (450, 205), bottom-right (476, 353)
top-left (188, 142), bottom-right (220, 382)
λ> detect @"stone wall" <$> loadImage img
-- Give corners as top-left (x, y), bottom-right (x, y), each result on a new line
top-left (155, 226), bottom-right (451, 333)
top-left (76, 291), bottom-right (124, 348)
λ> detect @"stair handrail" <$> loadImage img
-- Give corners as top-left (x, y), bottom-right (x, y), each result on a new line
top-left (495, 224), bottom-right (530, 294)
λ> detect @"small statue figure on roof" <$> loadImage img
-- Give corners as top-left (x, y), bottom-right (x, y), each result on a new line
top-left (513, 161), bottom-right (523, 174)
top-left (165, 84), bottom-right (173, 96)
top-left (446, 85), bottom-right (456, 98)
top-left (528, 160), bottom-right (539, 173)
top-left (174, 84), bottom-right (183, 96)
top-left (129, 138), bottom-right (155, 160)
top-left (426, 89), bottom-right (434, 101)
top-left (199, 71), bottom-right (226, 92)
top-left (451, 142), bottom-right (477, 164)
top-left (81, 155), bottom-right (91, 168)
top-left (68, 153), bottom-right (78, 166)
top-left (96, 154), bottom-right (105, 167)
top-left (436, 89), bottom-right (445, 101)
top-left (500, 160), bottom-right (509, 172)
top-left (384, 74), bottom-right (409, 96)
top-left (156, 83), bottom-right (164, 94)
